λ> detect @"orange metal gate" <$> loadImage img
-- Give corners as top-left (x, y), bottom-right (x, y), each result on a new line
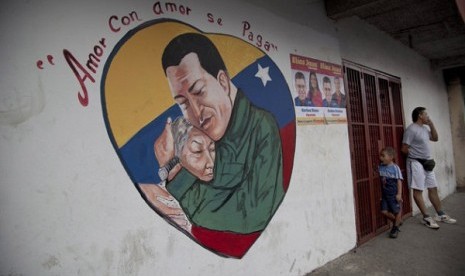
top-left (343, 62), bottom-right (412, 244)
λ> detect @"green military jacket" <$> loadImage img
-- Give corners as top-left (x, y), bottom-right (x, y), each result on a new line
top-left (167, 90), bottom-right (284, 234)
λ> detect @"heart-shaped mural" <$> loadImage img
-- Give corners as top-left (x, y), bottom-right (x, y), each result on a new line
top-left (102, 19), bottom-right (295, 258)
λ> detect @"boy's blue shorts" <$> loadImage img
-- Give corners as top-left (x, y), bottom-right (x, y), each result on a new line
top-left (381, 197), bottom-right (401, 214)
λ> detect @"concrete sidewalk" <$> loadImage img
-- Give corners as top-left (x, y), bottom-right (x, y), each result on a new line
top-left (308, 192), bottom-right (465, 276)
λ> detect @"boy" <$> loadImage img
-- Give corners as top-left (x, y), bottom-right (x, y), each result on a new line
top-left (378, 147), bottom-right (403, 238)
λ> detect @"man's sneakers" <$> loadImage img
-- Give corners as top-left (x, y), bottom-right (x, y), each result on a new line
top-left (434, 214), bottom-right (457, 224)
top-left (423, 216), bottom-right (440, 229)
top-left (422, 214), bottom-right (457, 229)
top-left (389, 226), bottom-right (400, 238)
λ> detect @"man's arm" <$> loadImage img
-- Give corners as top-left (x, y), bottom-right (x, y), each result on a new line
top-left (401, 143), bottom-right (409, 156)
top-left (172, 113), bottom-right (284, 233)
top-left (426, 120), bottom-right (438, 142)
top-left (223, 114), bottom-right (284, 231)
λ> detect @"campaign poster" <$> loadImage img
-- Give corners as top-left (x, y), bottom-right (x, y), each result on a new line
top-left (290, 54), bottom-right (347, 125)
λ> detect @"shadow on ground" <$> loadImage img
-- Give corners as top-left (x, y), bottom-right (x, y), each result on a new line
top-left (308, 192), bottom-right (465, 275)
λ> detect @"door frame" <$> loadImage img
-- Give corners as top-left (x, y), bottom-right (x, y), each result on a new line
top-left (343, 60), bottom-right (412, 245)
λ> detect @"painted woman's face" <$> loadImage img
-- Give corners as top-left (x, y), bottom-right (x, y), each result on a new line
top-left (310, 74), bottom-right (318, 88)
top-left (180, 127), bottom-right (215, 182)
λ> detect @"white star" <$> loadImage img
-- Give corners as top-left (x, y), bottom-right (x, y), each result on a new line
top-left (255, 64), bottom-right (272, 87)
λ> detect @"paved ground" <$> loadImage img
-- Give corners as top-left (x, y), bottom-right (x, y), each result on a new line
top-left (308, 192), bottom-right (465, 276)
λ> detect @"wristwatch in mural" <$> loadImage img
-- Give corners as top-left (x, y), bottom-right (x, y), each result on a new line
top-left (158, 156), bottom-right (180, 181)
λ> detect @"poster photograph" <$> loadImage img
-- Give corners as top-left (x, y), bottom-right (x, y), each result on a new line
top-left (290, 54), bottom-right (347, 125)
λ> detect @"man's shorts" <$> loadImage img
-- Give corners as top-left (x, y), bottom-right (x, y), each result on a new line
top-left (381, 197), bottom-right (401, 214)
top-left (406, 158), bottom-right (438, 191)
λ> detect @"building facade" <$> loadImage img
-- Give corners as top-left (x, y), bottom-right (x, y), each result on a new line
top-left (0, 0), bottom-right (462, 275)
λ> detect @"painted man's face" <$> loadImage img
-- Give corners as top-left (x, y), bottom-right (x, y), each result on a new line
top-left (323, 82), bottom-right (332, 99)
top-left (180, 127), bottom-right (215, 182)
top-left (166, 53), bottom-right (232, 142)
top-left (334, 77), bottom-right (341, 93)
top-left (295, 78), bottom-right (307, 100)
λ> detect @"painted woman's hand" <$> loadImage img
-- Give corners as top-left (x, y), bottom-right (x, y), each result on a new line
top-left (154, 117), bottom-right (175, 167)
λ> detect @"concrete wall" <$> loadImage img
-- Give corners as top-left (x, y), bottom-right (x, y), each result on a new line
top-left (447, 79), bottom-right (465, 190)
top-left (0, 0), bottom-right (456, 275)
top-left (248, 0), bottom-right (457, 208)
top-left (334, 16), bottom-right (457, 201)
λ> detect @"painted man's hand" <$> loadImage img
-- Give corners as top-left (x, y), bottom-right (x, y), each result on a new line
top-left (168, 163), bottom-right (182, 181)
top-left (154, 117), bottom-right (175, 167)
top-left (139, 183), bottom-right (183, 216)
top-left (139, 183), bottom-right (192, 233)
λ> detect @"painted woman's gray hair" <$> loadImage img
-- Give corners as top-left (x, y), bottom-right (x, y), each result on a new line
top-left (171, 117), bottom-right (193, 157)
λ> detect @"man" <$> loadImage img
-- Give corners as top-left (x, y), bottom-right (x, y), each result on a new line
top-left (322, 76), bottom-right (338, 108)
top-left (294, 72), bottom-right (312, 106)
top-left (331, 76), bottom-right (346, 108)
top-left (401, 107), bottom-right (456, 229)
top-left (154, 33), bottom-right (284, 235)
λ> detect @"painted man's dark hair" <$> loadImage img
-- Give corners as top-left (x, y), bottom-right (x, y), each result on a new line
top-left (323, 76), bottom-right (331, 84)
top-left (295, 71), bottom-right (305, 81)
top-left (412, 107), bottom-right (426, 122)
top-left (162, 33), bottom-right (227, 77)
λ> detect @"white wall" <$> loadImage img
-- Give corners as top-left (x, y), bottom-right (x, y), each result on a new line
top-left (448, 80), bottom-right (465, 190)
top-left (335, 16), bottom-right (457, 204)
top-left (0, 0), bottom-right (455, 275)
top-left (248, 0), bottom-right (457, 209)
